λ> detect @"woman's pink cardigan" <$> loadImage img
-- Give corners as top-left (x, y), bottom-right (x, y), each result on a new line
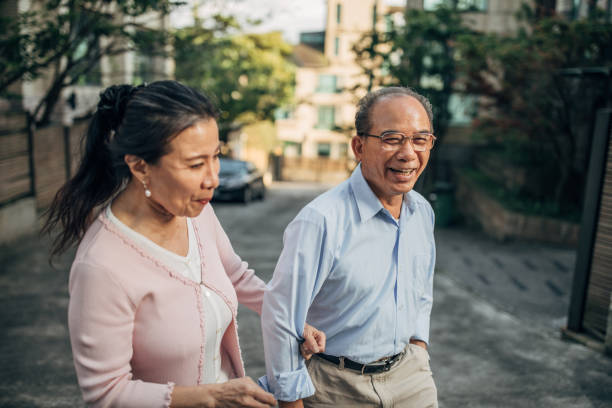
top-left (68, 204), bottom-right (266, 407)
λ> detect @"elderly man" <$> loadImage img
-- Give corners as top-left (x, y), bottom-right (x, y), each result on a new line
top-left (261, 87), bottom-right (438, 407)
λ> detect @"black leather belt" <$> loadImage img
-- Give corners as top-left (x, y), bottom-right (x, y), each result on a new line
top-left (316, 352), bottom-right (403, 374)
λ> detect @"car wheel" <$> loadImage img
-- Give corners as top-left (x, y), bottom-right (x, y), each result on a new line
top-left (259, 187), bottom-right (266, 200)
top-left (242, 187), bottom-right (252, 204)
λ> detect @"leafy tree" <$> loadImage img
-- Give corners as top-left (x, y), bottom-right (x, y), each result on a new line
top-left (352, 29), bottom-right (389, 94)
top-left (457, 5), bottom-right (612, 213)
top-left (0, 0), bottom-right (176, 125)
top-left (174, 21), bottom-right (295, 141)
top-left (387, 5), bottom-right (472, 145)
top-left (354, 4), bottom-right (473, 146)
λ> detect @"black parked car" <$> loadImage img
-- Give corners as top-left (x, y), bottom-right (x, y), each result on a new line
top-left (213, 158), bottom-right (266, 203)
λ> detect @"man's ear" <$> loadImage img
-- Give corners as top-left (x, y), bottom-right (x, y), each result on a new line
top-left (351, 135), bottom-right (364, 162)
top-left (124, 154), bottom-right (149, 183)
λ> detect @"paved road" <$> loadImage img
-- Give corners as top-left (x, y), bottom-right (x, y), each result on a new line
top-left (1, 181), bottom-right (611, 407)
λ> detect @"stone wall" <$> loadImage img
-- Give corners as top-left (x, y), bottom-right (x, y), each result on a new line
top-left (455, 170), bottom-right (579, 246)
top-left (281, 157), bottom-right (352, 183)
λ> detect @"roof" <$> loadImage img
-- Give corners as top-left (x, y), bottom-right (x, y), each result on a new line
top-left (291, 43), bottom-right (328, 68)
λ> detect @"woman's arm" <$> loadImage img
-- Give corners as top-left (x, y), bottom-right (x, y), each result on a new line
top-left (69, 261), bottom-right (174, 407)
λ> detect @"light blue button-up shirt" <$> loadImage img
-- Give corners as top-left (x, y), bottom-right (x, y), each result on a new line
top-left (260, 164), bottom-right (436, 402)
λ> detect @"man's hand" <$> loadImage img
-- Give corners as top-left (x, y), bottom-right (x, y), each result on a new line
top-left (300, 323), bottom-right (326, 360)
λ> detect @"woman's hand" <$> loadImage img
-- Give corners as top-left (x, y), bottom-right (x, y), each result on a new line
top-left (171, 377), bottom-right (276, 408)
top-left (210, 377), bottom-right (276, 408)
top-left (300, 323), bottom-right (326, 360)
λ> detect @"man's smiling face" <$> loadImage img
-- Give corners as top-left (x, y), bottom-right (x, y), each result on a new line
top-left (352, 94), bottom-right (431, 204)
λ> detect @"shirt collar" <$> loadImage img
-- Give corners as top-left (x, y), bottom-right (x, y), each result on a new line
top-left (349, 163), bottom-right (417, 223)
top-left (349, 164), bottom-right (384, 223)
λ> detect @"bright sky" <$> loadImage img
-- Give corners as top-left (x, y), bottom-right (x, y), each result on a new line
top-left (171, 0), bottom-right (407, 44)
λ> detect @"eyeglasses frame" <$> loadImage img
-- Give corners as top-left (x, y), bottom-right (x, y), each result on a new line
top-left (359, 130), bottom-right (437, 152)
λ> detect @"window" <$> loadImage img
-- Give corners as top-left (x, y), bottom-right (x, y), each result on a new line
top-left (317, 106), bottom-right (336, 130)
top-left (424, 0), bottom-right (487, 11)
top-left (336, 3), bottom-right (342, 24)
top-left (380, 60), bottom-right (391, 77)
top-left (448, 93), bottom-right (477, 125)
top-left (316, 75), bottom-right (338, 93)
top-left (283, 141), bottom-right (302, 157)
top-left (274, 107), bottom-right (292, 120)
top-left (133, 52), bottom-right (157, 85)
top-left (334, 37), bottom-right (340, 56)
top-left (74, 39), bottom-right (101, 86)
top-left (384, 14), bottom-right (393, 33)
top-left (317, 143), bottom-right (331, 157)
top-left (372, 4), bottom-right (378, 28)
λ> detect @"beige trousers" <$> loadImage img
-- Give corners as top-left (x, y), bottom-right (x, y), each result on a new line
top-left (303, 344), bottom-right (438, 408)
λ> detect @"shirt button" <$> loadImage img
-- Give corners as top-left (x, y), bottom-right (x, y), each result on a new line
top-left (205, 290), bottom-right (211, 297)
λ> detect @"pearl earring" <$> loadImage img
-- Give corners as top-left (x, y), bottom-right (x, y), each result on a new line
top-left (142, 181), bottom-right (152, 198)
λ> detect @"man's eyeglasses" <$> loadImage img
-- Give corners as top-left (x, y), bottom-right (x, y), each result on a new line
top-left (360, 131), bottom-right (436, 152)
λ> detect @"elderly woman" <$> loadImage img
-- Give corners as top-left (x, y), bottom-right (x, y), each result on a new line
top-left (43, 81), bottom-right (324, 407)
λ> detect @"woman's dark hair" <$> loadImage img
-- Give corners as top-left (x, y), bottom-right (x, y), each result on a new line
top-left (42, 80), bottom-right (219, 257)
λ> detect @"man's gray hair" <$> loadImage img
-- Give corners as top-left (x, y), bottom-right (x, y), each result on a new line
top-left (355, 87), bottom-right (434, 136)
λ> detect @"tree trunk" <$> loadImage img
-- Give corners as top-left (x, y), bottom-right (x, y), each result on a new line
top-left (35, 71), bottom-right (69, 127)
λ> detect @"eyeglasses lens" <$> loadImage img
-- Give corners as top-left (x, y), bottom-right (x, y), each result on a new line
top-left (380, 132), bottom-right (432, 152)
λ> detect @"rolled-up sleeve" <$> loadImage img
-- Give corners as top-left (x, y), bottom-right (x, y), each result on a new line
top-left (260, 214), bottom-right (331, 401)
top-left (414, 204), bottom-right (436, 344)
top-left (414, 250), bottom-right (434, 344)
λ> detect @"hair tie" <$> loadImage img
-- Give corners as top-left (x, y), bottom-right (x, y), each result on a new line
top-left (97, 84), bottom-right (146, 132)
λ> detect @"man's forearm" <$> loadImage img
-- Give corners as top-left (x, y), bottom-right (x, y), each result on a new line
top-left (279, 399), bottom-right (304, 408)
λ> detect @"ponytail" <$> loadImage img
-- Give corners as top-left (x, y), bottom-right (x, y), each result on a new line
top-left (42, 85), bottom-right (139, 257)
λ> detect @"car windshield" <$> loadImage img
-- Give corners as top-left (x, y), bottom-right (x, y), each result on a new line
top-left (219, 159), bottom-right (247, 176)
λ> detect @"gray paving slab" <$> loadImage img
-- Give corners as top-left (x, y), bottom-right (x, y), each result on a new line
top-left (435, 227), bottom-right (576, 331)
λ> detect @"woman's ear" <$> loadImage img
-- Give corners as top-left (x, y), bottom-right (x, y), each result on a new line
top-left (124, 154), bottom-right (149, 182)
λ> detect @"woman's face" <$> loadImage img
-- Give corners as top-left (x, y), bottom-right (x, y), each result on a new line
top-left (146, 119), bottom-right (220, 218)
